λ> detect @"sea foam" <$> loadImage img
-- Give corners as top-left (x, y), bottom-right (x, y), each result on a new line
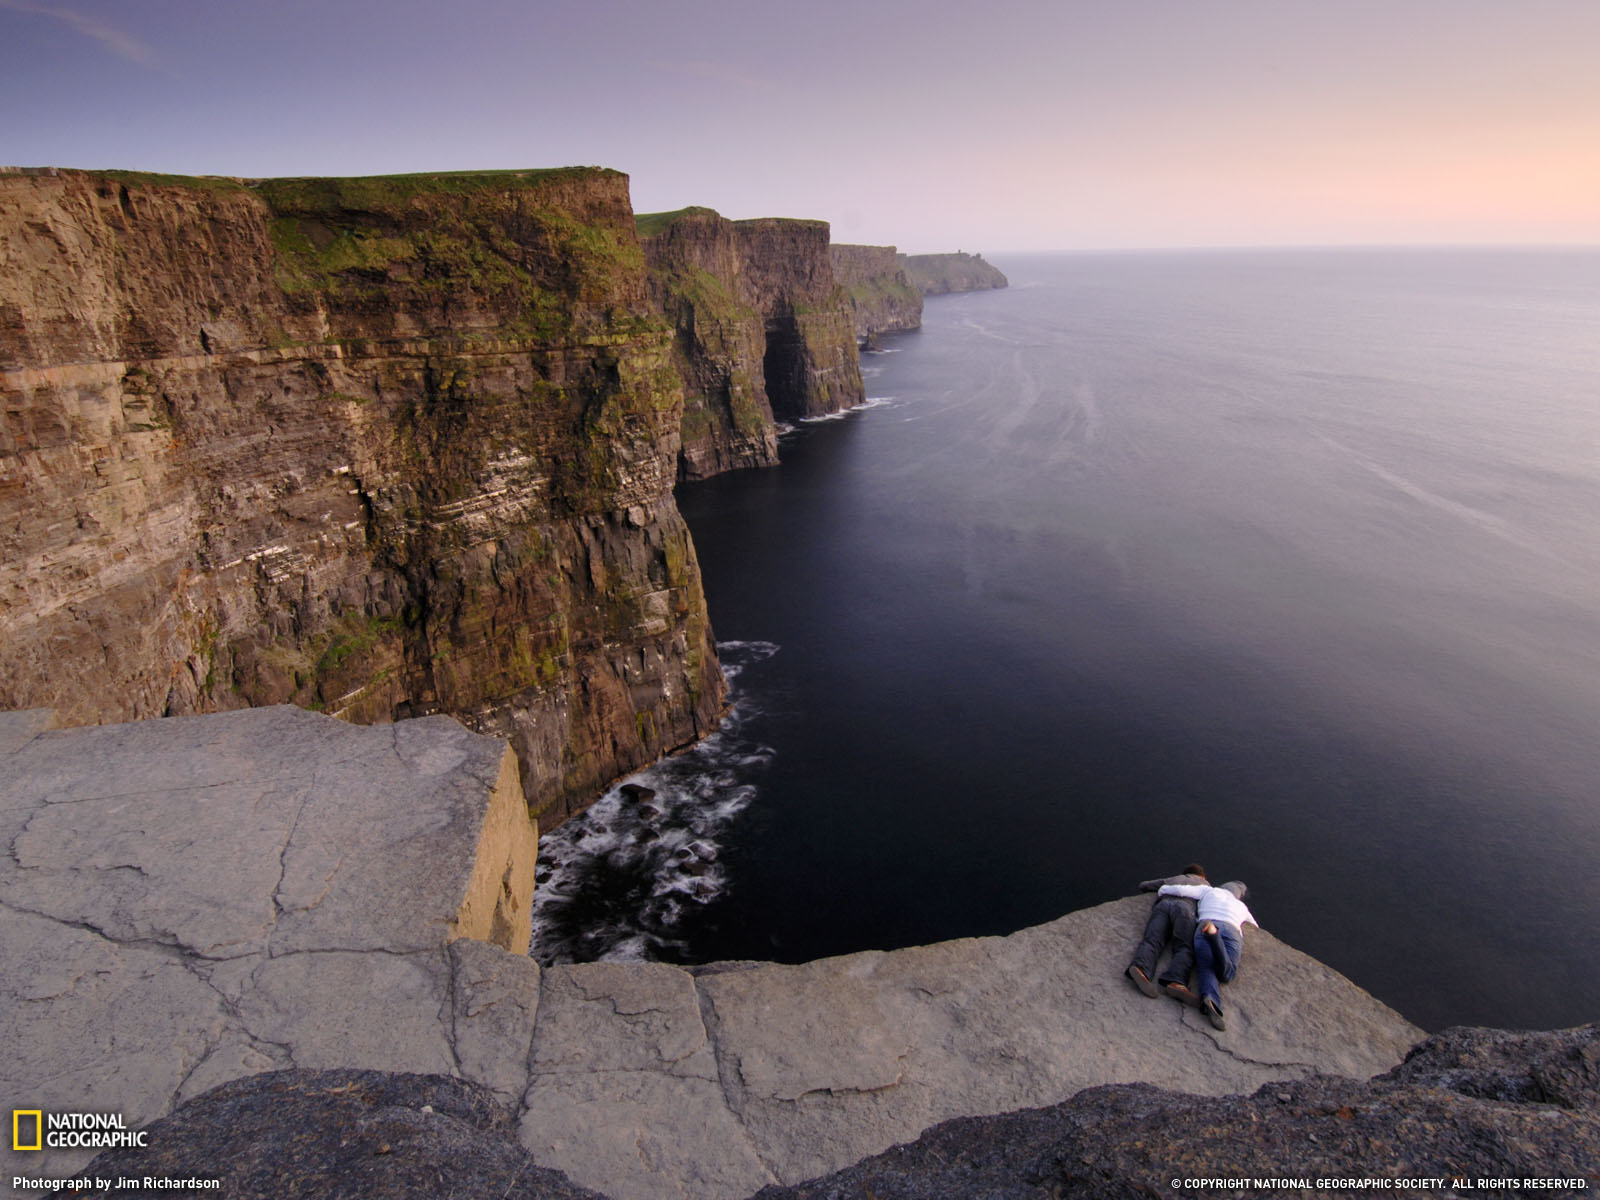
top-left (528, 640), bottom-right (779, 965)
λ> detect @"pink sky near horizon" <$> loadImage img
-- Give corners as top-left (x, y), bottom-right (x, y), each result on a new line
top-left (1, 0), bottom-right (1596, 252)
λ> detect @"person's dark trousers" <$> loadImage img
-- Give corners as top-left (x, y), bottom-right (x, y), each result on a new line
top-left (1130, 896), bottom-right (1197, 986)
top-left (1193, 920), bottom-right (1243, 1007)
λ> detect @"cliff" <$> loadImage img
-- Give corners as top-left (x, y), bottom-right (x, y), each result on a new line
top-left (732, 218), bottom-right (864, 421)
top-left (1, 703), bottom-right (1426, 1194)
top-left (828, 243), bottom-right (923, 344)
top-left (15, 705), bottom-right (1588, 1200)
top-left (637, 208), bottom-right (777, 479)
top-left (0, 168), bottom-right (723, 824)
top-left (640, 208), bottom-right (864, 478)
top-left (899, 250), bottom-right (1009, 294)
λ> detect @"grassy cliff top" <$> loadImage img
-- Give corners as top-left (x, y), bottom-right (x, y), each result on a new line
top-left (634, 206), bottom-right (723, 238)
top-left (26, 166), bottom-right (623, 200)
top-left (255, 168), bottom-right (625, 211)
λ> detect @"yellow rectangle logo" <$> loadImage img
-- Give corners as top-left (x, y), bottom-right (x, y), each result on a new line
top-left (13, 1109), bottom-right (42, 1151)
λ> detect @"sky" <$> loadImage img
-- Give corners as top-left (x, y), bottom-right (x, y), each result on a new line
top-left (2, 0), bottom-right (1598, 252)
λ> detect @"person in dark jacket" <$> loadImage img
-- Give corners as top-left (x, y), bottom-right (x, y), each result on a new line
top-left (1158, 879), bottom-right (1257, 1031)
top-left (1126, 863), bottom-right (1208, 1007)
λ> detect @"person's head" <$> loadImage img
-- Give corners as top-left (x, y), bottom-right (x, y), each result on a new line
top-left (1183, 863), bottom-right (1206, 879)
top-left (1221, 880), bottom-right (1248, 900)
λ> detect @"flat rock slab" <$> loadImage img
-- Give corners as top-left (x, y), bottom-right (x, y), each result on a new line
top-left (0, 706), bottom-right (537, 1184)
top-left (506, 898), bottom-right (1422, 1199)
top-left (3, 705), bottom-right (1426, 1199)
top-left (750, 1024), bottom-right (1600, 1199)
top-left (672, 898), bottom-right (1422, 1193)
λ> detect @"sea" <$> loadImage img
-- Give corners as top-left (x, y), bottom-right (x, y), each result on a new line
top-left (530, 247), bottom-right (1600, 1034)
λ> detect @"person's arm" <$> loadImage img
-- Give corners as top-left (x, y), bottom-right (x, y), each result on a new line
top-left (1158, 884), bottom-right (1207, 899)
top-left (1139, 877), bottom-right (1168, 892)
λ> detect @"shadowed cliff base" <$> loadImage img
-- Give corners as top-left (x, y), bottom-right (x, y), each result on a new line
top-left (752, 1023), bottom-right (1600, 1200)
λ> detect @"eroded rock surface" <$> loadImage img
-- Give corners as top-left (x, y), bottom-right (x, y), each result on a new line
top-left (0, 706), bottom-right (538, 1182)
top-left (753, 1024), bottom-right (1600, 1199)
top-left (6, 705), bottom-right (1431, 1199)
top-left (88, 1070), bottom-right (605, 1200)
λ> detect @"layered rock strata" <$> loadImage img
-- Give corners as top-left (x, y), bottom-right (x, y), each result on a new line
top-left (0, 168), bottom-right (723, 823)
top-left (828, 243), bottom-right (923, 345)
top-left (640, 207), bottom-right (864, 478)
top-left (899, 250), bottom-right (1009, 294)
top-left (732, 218), bottom-right (864, 422)
top-left (638, 208), bottom-right (777, 479)
top-left (2, 707), bottom-right (1424, 1197)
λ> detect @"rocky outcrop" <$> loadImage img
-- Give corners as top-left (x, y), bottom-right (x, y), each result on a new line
top-left (83, 1026), bottom-right (1600, 1199)
top-left (88, 1070), bottom-right (605, 1200)
top-left (640, 208), bottom-right (865, 478)
top-left (0, 168), bottom-right (723, 824)
top-left (0, 706), bottom-right (539, 1183)
top-left (755, 1024), bottom-right (1600, 1198)
top-left (900, 250), bottom-right (1009, 294)
top-left (2, 701), bottom-right (1424, 1198)
top-left (829, 244), bottom-right (922, 344)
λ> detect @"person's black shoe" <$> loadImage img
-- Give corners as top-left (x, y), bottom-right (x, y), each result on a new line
top-left (1126, 964), bottom-right (1159, 998)
top-left (1203, 997), bottom-right (1227, 1030)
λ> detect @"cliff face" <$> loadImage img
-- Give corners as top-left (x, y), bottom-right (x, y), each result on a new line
top-left (828, 244), bottom-right (922, 343)
top-left (899, 250), bottom-right (1009, 295)
top-left (734, 218), bottom-right (864, 422)
top-left (0, 168), bottom-right (724, 824)
top-left (639, 208), bottom-right (778, 480)
top-left (640, 208), bottom-right (864, 478)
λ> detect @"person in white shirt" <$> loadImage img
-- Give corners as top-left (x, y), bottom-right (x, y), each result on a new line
top-left (1156, 880), bottom-right (1256, 1031)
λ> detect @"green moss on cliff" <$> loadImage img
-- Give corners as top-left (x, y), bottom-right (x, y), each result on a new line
top-left (259, 170), bottom-right (649, 339)
top-left (315, 613), bottom-right (404, 677)
top-left (257, 168), bottom-right (620, 210)
top-left (92, 170), bottom-right (245, 193)
top-left (634, 206), bottom-right (720, 239)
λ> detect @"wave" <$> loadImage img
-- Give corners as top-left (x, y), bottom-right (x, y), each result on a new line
top-left (527, 640), bottom-right (780, 965)
top-left (797, 396), bottom-right (896, 424)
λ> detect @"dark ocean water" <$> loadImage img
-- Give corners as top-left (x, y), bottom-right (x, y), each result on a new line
top-left (532, 248), bottom-right (1600, 1034)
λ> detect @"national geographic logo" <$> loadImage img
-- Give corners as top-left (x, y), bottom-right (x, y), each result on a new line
top-left (13, 1110), bottom-right (41, 1151)
top-left (12, 1109), bottom-right (148, 1150)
